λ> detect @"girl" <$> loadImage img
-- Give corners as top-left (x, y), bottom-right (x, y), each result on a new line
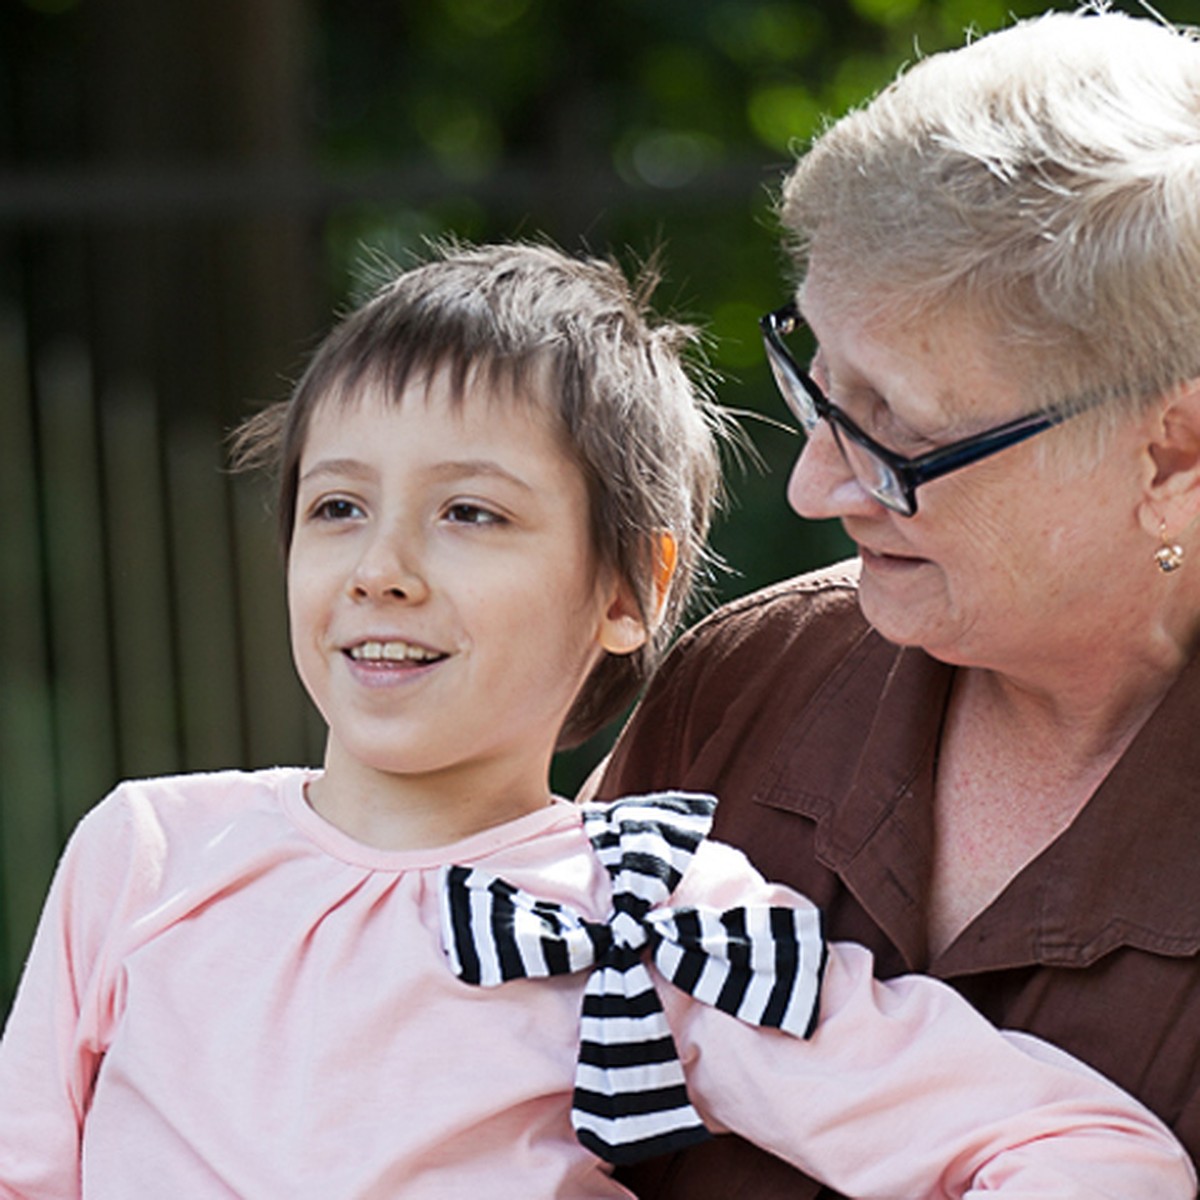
top-left (0, 242), bottom-right (1192, 1199)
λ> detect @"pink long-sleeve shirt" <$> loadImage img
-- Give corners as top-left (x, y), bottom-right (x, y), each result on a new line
top-left (0, 768), bottom-right (1193, 1199)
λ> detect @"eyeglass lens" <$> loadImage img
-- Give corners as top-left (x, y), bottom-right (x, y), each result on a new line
top-left (764, 308), bottom-right (916, 514)
top-left (837, 434), bottom-right (908, 512)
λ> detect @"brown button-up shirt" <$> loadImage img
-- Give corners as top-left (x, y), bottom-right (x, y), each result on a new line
top-left (598, 560), bottom-right (1200, 1199)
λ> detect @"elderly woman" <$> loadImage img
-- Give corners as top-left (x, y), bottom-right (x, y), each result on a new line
top-left (597, 7), bottom-right (1200, 1199)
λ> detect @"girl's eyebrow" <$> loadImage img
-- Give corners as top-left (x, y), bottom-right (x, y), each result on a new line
top-left (298, 458), bottom-right (376, 486)
top-left (425, 460), bottom-right (535, 492)
top-left (298, 457), bottom-right (534, 492)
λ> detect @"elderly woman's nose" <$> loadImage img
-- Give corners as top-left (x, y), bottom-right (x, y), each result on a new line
top-left (786, 424), bottom-right (874, 519)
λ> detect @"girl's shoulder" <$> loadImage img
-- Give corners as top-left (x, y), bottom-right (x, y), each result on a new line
top-left (109, 764), bottom-right (307, 807)
top-left (46, 768), bottom-right (315, 950)
top-left (85, 766), bottom-right (308, 837)
top-left (65, 767), bottom-right (311, 884)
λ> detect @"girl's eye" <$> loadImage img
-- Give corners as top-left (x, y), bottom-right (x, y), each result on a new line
top-left (444, 502), bottom-right (505, 526)
top-left (311, 497), bottom-right (364, 522)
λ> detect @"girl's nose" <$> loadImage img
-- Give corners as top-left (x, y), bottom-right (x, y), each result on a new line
top-left (786, 422), bottom-right (877, 520)
top-left (349, 532), bottom-right (429, 603)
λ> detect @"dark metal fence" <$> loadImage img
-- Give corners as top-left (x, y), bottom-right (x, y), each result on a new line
top-left (0, 239), bottom-right (327, 1015)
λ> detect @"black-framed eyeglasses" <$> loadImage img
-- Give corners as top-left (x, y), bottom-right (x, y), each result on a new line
top-left (760, 300), bottom-right (1082, 517)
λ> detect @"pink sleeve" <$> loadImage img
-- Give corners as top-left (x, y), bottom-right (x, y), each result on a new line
top-left (0, 792), bottom-right (143, 1200)
top-left (662, 845), bottom-right (1196, 1199)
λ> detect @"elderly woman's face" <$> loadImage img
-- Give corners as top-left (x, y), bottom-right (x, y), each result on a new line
top-left (786, 276), bottom-right (1152, 674)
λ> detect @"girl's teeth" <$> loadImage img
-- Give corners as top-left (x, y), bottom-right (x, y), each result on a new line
top-left (351, 641), bottom-right (440, 662)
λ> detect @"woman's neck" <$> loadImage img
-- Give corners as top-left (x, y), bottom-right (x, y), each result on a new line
top-left (953, 657), bottom-right (1170, 768)
top-left (949, 575), bottom-right (1200, 762)
top-left (925, 645), bottom-right (1190, 962)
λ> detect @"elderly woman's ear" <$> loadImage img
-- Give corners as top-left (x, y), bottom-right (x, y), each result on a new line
top-left (1138, 378), bottom-right (1200, 539)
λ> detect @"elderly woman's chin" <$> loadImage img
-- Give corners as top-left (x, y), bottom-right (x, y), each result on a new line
top-left (854, 545), bottom-right (1021, 670)
top-left (855, 547), bottom-right (955, 651)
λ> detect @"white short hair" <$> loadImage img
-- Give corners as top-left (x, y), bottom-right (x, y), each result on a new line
top-left (781, 7), bottom-right (1200, 421)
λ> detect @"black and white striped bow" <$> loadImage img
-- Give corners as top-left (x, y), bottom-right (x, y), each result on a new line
top-left (439, 792), bottom-right (826, 1165)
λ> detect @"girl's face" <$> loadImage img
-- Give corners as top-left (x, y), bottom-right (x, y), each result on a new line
top-left (287, 371), bottom-right (641, 842)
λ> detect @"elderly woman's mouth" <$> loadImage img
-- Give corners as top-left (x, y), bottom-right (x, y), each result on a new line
top-left (858, 545), bottom-right (925, 570)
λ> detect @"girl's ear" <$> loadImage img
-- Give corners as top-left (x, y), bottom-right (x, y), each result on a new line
top-left (598, 584), bottom-right (648, 656)
top-left (597, 533), bottom-right (678, 656)
top-left (651, 532), bottom-right (678, 623)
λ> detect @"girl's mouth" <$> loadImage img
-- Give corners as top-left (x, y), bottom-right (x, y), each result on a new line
top-left (345, 640), bottom-right (448, 665)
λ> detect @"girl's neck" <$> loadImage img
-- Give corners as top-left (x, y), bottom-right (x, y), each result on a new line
top-left (306, 745), bottom-right (554, 852)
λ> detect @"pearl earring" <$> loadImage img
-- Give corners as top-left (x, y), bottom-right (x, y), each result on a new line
top-left (1155, 522), bottom-right (1185, 574)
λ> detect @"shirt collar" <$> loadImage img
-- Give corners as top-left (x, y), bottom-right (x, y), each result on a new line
top-left (754, 626), bottom-right (1200, 975)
